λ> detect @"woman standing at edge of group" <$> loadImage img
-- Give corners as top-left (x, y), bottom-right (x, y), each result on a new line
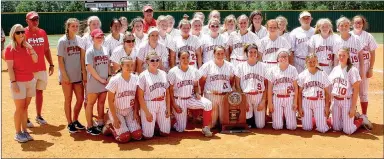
top-left (57, 18), bottom-right (86, 133)
top-left (5, 24), bottom-right (38, 143)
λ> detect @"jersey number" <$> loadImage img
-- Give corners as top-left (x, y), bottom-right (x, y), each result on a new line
top-left (257, 83), bottom-right (262, 90)
top-left (363, 53), bottom-right (370, 60)
top-left (287, 86), bottom-right (294, 94)
top-left (327, 54), bottom-right (335, 61)
top-left (351, 56), bottom-right (359, 63)
top-left (130, 99), bottom-right (134, 107)
top-left (316, 91), bottom-right (324, 98)
top-left (336, 88), bottom-right (347, 95)
top-left (191, 54), bottom-right (197, 60)
top-left (223, 83), bottom-right (229, 89)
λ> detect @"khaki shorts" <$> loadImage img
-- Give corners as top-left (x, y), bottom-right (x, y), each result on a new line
top-left (33, 71), bottom-right (48, 90)
top-left (11, 79), bottom-right (37, 99)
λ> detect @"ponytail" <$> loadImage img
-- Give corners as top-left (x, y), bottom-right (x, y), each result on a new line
top-left (346, 55), bottom-right (353, 72)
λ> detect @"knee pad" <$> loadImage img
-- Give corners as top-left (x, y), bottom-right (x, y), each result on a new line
top-left (131, 129), bottom-right (143, 140)
top-left (116, 131), bottom-right (131, 143)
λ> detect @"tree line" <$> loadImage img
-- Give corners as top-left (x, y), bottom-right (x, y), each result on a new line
top-left (2, 1), bottom-right (383, 12)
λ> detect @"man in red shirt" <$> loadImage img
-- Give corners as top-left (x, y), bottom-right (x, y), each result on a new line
top-left (142, 4), bottom-right (156, 33)
top-left (24, 11), bottom-right (54, 127)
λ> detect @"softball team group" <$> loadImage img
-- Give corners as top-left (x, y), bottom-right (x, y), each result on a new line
top-left (4, 9), bottom-right (378, 144)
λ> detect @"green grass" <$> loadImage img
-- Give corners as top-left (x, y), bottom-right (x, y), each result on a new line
top-left (5, 33), bottom-right (383, 48)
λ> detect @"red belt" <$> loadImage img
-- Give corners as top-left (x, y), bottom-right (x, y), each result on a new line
top-left (174, 96), bottom-right (191, 100)
top-left (246, 91), bottom-right (263, 95)
top-left (264, 61), bottom-right (278, 64)
top-left (212, 92), bottom-right (227, 95)
top-left (275, 94), bottom-right (291, 98)
top-left (334, 96), bottom-right (350, 100)
top-left (304, 96), bottom-right (320, 100)
top-left (319, 63), bottom-right (329, 66)
top-left (151, 96), bottom-right (165, 101)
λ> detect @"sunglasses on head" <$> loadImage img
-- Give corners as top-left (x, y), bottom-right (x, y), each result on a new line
top-left (125, 39), bottom-right (135, 43)
top-left (15, 31), bottom-right (25, 35)
top-left (149, 59), bottom-right (160, 63)
top-left (30, 18), bottom-right (39, 21)
top-left (210, 25), bottom-right (219, 28)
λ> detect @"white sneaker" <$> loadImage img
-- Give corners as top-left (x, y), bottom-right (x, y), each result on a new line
top-left (27, 119), bottom-right (34, 128)
top-left (202, 126), bottom-right (213, 137)
top-left (35, 116), bottom-right (47, 125)
top-left (359, 114), bottom-right (373, 130)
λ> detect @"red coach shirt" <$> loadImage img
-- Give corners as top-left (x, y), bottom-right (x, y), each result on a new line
top-left (25, 27), bottom-right (49, 72)
top-left (143, 18), bottom-right (157, 33)
top-left (4, 45), bottom-right (34, 81)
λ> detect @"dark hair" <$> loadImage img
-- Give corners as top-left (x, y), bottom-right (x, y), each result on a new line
top-left (243, 43), bottom-right (258, 56)
top-left (177, 50), bottom-right (190, 59)
top-left (249, 10), bottom-right (263, 33)
top-left (213, 45), bottom-right (226, 54)
top-left (352, 15), bottom-right (368, 31)
top-left (110, 18), bottom-right (122, 28)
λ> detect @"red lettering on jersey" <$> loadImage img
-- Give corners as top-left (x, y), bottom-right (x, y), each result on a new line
top-left (303, 81), bottom-right (325, 89)
top-left (244, 73), bottom-right (264, 82)
top-left (274, 77), bottom-right (293, 85)
top-left (333, 77), bottom-right (347, 86)
top-left (209, 74), bottom-right (229, 81)
top-left (149, 82), bottom-right (166, 92)
top-left (176, 80), bottom-right (193, 88)
top-left (117, 90), bottom-right (136, 98)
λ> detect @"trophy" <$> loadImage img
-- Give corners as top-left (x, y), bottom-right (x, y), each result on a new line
top-left (220, 92), bottom-right (249, 133)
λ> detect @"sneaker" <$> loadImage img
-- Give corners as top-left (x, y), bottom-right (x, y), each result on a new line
top-left (96, 124), bottom-right (104, 132)
top-left (36, 116), bottom-right (47, 125)
top-left (68, 123), bottom-right (78, 134)
top-left (27, 119), bottom-right (34, 128)
top-left (14, 132), bottom-right (28, 143)
top-left (73, 120), bottom-right (85, 130)
top-left (87, 126), bottom-right (101, 135)
top-left (359, 114), bottom-right (373, 130)
top-left (202, 126), bottom-right (213, 137)
top-left (22, 131), bottom-right (34, 141)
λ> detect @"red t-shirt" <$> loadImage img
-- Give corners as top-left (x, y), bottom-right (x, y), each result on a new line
top-left (4, 45), bottom-right (34, 82)
top-left (25, 27), bottom-right (49, 72)
top-left (143, 18), bottom-right (157, 33)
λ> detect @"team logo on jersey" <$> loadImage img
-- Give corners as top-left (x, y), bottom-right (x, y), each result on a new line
top-left (315, 46), bottom-right (333, 53)
top-left (209, 74), bottom-right (229, 81)
top-left (244, 73), bottom-right (264, 82)
top-left (27, 37), bottom-right (44, 46)
top-left (296, 38), bottom-right (307, 45)
top-left (176, 80), bottom-right (193, 88)
top-left (233, 43), bottom-right (243, 50)
top-left (117, 90), bottom-right (136, 98)
top-left (94, 55), bottom-right (109, 66)
top-left (333, 77), bottom-right (347, 86)
top-left (149, 82), bottom-right (166, 92)
top-left (203, 45), bottom-right (219, 53)
top-left (303, 81), bottom-right (325, 89)
top-left (274, 77), bottom-right (293, 85)
top-left (264, 48), bottom-right (279, 55)
top-left (67, 46), bottom-right (81, 56)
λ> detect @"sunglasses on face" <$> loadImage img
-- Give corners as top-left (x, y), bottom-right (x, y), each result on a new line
top-left (15, 31), bottom-right (25, 35)
top-left (210, 25), bottom-right (219, 28)
top-left (30, 18), bottom-right (39, 21)
top-left (149, 59), bottom-right (160, 63)
top-left (125, 39), bottom-right (135, 43)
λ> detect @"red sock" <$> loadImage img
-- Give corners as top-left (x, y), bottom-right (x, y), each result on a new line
top-left (361, 102), bottom-right (368, 115)
top-left (326, 118), bottom-right (333, 129)
top-left (203, 110), bottom-right (212, 127)
top-left (354, 118), bottom-right (363, 128)
top-left (312, 117), bottom-right (316, 128)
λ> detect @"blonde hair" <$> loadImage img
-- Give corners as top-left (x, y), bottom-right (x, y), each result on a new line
top-left (209, 10), bottom-right (220, 19)
top-left (65, 18), bottom-right (80, 39)
top-left (276, 16), bottom-right (288, 33)
top-left (145, 51), bottom-right (159, 61)
top-left (178, 19), bottom-right (191, 29)
top-left (156, 15), bottom-right (168, 26)
top-left (265, 19), bottom-right (278, 29)
top-left (9, 24), bottom-right (24, 51)
top-left (222, 14), bottom-right (237, 33)
top-left (305, 53), bottom-right (322, 71)
top-left (84, 16), bottom-right (101, 35)
top-left (338, 47), bottom-right (353, 72)
top-left (191, 18), bottom-right (203, 27)
top-left (165, 15), bottom-right (175, 24)
top-left (314, 18), bottom-right (334, 34)
top-left (336, 17), bottom-right (351, 30)
top-left (208, 18), bottom-right (220, 27)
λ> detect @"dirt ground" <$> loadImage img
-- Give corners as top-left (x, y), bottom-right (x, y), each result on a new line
top-left (1, 45), bottom-right (383, 158)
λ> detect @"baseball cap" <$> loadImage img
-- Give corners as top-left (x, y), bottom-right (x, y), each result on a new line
top-left (299, 11), bottom-right (311, 19)
top-left (91, 29), bottom-right (104, 37)
top-left (143, 5), bottom-right (153, 12)
top-left (147, 27), bottom-right (159, 35)
top-left (26, 11), bottom-right (39, 20)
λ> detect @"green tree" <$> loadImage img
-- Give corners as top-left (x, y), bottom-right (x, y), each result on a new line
top-left (1, 1), bottom-right (19, 12)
